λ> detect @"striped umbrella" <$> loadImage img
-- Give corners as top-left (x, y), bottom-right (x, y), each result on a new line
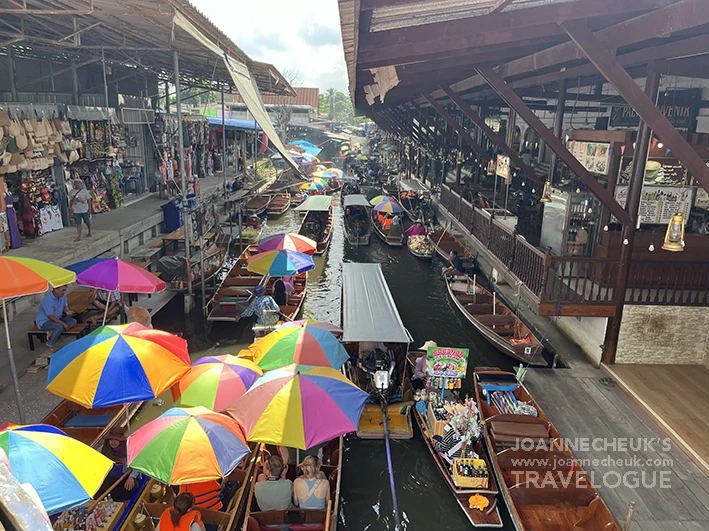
top-left (258, 233), bottom-right (317, 255)
top-left (247, 250), bottom-right (315, 277)
top-left (374, 200), bottom-right (402, 213)
top-left (277, 319), bottom-right (343, 338)
top-left (369, 195), bottom-right (397, 206)
top-left (300, 181), bottom-right (325, 191)
top-left (127, 407), bottom-right (250, 484)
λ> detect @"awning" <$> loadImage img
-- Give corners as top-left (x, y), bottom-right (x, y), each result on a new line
top-left (342, 263), bottom-right (411, 344)
top-left (173, 12), bottom-right (302, 176)
top-left (400, 180), bottom-right (429, 193)
top-left (288, 140), bottom-right (322, 157)
top-left (343, 195), bottom-right (371, 208)
top-left (206, 116), bottom-right (262, 131)
top-left (294, 196), bottom-right (333, 212)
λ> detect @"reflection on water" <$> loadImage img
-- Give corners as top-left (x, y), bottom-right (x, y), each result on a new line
top-left (152, 188), bottom-right (516, 530)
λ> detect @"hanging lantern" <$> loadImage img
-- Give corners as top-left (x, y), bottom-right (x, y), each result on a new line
top-left (540, 180), bottom-right (553, 203)
top-left (662, 212), bottom-right (685, 252)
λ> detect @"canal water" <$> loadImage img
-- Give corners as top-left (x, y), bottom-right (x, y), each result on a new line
top-left (152, 185), bottom-right (517, 530)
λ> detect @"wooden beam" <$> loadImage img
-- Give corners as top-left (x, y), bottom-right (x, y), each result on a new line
top-left (561, 20), bottom-right (709, 195)
top-left (0, 9), bottom-right (139, 15)
top-left (441, 85), bottom-right (540, 183)
top-left (488, 0), bottom-right (515, 15)
top-left (58, 20), bottom-right (102, 42)
top-left (423, 94), bottom-right (490, 163)
top-left (477, 66), bottom-right (632, 225)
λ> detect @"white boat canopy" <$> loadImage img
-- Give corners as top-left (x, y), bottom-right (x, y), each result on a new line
top-left (294, 196), bottom-right (333, 212)
top-left (399, 180), bottom-right (429, 193)
top-left (342, 263), bottom-right (412, 344)
top-left (343, 195), bottom-right (371, 208)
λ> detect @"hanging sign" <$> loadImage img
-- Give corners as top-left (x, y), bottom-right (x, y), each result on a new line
top-left (614, 185), bottom-right (694, 224)
top-left (566, 140), bottom-right (610, 175)
top-left (496, 154), bottom-right (510, 180)
top-left (609, 89), bottom-right (700, 130)
top-left (695, 188), bottom-right (709, 209)
top-left (426, 346), bottom-right (469, 379)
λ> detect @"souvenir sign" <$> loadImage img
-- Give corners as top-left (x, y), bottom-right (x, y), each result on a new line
top-left (426, 346), bottom-right (469, 379)
top-left (614, 185), bottom-right (694, 224)
top-left (495, 155), bottom-right (510, 180)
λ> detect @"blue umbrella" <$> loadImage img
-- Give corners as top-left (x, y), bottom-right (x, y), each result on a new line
top-left (65, 258), bottom-right (110, 275)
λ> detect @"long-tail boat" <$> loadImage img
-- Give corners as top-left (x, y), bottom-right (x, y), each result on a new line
top-left (295, 196), bottom-right (334, 255)
top-left (473, 368), bottom-right (620, 531)
top-left (267, 193), bottom-right (291, 218)
top-left (428, 230), bottom-right (475, 268)
top-left (343, 194), bottom-right (372, 246)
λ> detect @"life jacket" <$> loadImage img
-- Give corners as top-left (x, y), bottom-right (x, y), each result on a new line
top-left (159, 508), bottom-right (202, 531)
top-left (179, 481), bottom-right (223, 511)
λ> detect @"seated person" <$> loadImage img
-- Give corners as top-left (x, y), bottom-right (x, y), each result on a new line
top-left (278, 445), bottom-right (327, 478)
top-left (36, 285), bottom-right (76, 353)
top-left (272, 279), bottom-right (287, 306)
top-left (441, 250), bottom-right (464, 277)
top-left (293, 456), bottom-right (330, 510)
top-left (412, 354), bottom-right (427, 390)
top-left (88, 288), bottom-right (122, 323)
top-left (237, 285), bottom-right (281, 326)
top-left (433, 426), bottom-right (464, 462)
top-left (156, 492), bottom-right (205, 531)
top-left (389, 214), bottom-right (402, 237)
top-left (255, 456), bottom-right (294, 511)
top-left (97, 428), bottom-right (141, 501)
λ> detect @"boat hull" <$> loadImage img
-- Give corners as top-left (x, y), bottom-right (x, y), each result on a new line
top-left (371, 210), bottom-right (403, 247)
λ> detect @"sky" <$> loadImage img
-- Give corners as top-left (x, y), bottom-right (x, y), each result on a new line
top-left (191, 0), bottom-right (349, 94)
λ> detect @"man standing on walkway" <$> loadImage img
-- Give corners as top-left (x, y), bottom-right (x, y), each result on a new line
top-left (69, 179), bottom-right (92, 241)
top-left (36, 285), bottom-right (76, 353)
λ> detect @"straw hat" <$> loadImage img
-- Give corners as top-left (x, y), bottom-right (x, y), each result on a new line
top-left (417, 340), bottom-right (437, 351)
top-left (104, 427), bottom-right (126, 441)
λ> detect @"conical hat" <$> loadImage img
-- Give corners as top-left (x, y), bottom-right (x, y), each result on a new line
top-left (417, 340), bottom-right (438, 351)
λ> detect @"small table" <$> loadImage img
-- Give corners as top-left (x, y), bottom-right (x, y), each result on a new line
top-left (130, 260), bottom-right (152, 272)
top-left (67, 290), bottom-right (93, 321)
top-left (161, 226), bottom-right (186, 256)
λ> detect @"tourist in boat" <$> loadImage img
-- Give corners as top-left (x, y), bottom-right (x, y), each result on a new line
top-left (273, 279), bottom-right (287, 306)
top-left (255, 455), bottom-right (294, 511)
top-left (156, 492), bottom-right (205, 531)
top-left (97, 428), bottom-right (141, 501)
top-left (179, 480), bottom-right (223, 511)
top-left (441, 250), bottom-right (464, 277)
top-left (404, 222), bottom-right (427, 237)
top-left (237, 285), bottom-right (281, 326)
top-left (390, 214), bottom-right (402, 237)
top-left (293, 456), bottom-right (330, 510)
top-left (36, 285), bottom-right (76, 353)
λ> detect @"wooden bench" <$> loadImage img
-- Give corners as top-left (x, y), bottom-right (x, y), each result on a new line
top-left (27, 323), bottom-right (91, 351)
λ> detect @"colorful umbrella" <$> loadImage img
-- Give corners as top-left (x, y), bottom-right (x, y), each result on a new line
top-left (258, 233), bottom-right (317, 255)
top-left (300, 181), bottom-right (325, 191)
top-left (0, 257), bottom-right (76, 423)
top-left (374, 201), bottom-right (402, 213)
top-left (127, 406), bottom-right (250, 484)
top-left (172, 355), bottom-right (263, 412)
top-left (0, 424), bottom-right (112, 514)
top-left (76, 258), bottom-right (165, 293)
top-left (227, 365), bottom-right (368, 449)
top-left (311, 178), bottom-right (329, 188)
top-left (369, 195), bottom-right (396, 206)
top-left (277, 319), bottom-right (343, 337)
top-left (300, 154), bottom-right (320, 164)
top-left (245, 324), bottom-right (349, 370)
top-left (312, 169), bottom-right (344, 180)
top-left (65, 257), bottom-right (110, 275)
top-left (247, 250), bottom-right (315, 277)
top-left (311, 164), bottom-right (328, 173)
top-left (46, 323), bottom-right (190, 408)
top-left (356, 154), bottom-right (367, 161)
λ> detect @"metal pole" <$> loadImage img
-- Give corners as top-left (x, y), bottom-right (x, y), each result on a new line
top-left (71, 60), bottom-right (80, 105)
top-left (549, 78), bottom-right (567, 182)
top-left (101, 49), bottom-right (111, 145)
top-left (165, 79), bottom-right (170, 113)
top-left (174, 50), bottom-right (193, 314)
top-left (7, 46), bottom-right (18, 101)
top-left (200, 234), bottom-right (206, 307)
top-left (237, 201), bottom-right (243, 255)
top-left (221, 90), bottom-right (226, 174)
top-left (3, 300), bottom-right (25, 423)
top-left (252, 111), bottom-right (258, 173)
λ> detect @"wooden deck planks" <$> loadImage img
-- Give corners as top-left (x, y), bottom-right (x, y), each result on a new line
top-left (524, 367), bottom-right (709, 531)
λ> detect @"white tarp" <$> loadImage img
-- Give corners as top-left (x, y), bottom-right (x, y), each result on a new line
top-left (173, 12), bottom-right (301, 175)
top-left (400, 180), bottom-right (429, 193)
top-left (342, 263), bottom-right (411, 344)
top-left (343, 194), bottom-right (371, 208)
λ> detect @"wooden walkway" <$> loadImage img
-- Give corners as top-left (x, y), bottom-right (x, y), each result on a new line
top-left (525, 367), bottom-right (709, 531)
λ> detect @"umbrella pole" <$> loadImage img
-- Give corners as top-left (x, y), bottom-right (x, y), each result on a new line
top-left (124, 407), bottom-right (131, 435)
top-left (102, 290), bottom-right (110, 326)
top-left (2, 299), bottom-right (26, 423)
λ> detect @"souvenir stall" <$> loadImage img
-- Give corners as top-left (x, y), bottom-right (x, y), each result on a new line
top-left (183, 115), bottom-right (210, 194)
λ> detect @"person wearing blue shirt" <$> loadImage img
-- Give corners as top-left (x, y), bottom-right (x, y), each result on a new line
top-left (236, 285), bottom-right (281, 326)
top-left (36, 285), bottom-right (76, 352)
top-left (441, 250), bottom-right (465, 277)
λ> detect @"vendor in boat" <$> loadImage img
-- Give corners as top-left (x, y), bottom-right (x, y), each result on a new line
top-left (441, 250), bottom-right (464, 277)
top-left (389, 214), bottom-right (402, 237)
top-left (156, 492), bottom-right (206, 531)
top-left (412, 340), bottom-right (436, 390)
top-left (272, 279), bottom-right (287, 306)
top-left (433, 425), bottom-right (464, 462)
top-left (237, 285), bottom-right (281, 326)
top-left (404, 222), bottom-right (427, 237)
top-left (97, 427), bottom-right (141, 501)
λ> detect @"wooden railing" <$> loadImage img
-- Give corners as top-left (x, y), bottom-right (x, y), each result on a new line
top-left (543, 257), bottom-right (618, 306)
top-left (626, 261), bottom-right (709, 305)
top-left (511, 238), bottom-right (548, 296)
top-left (489, 220), bottom-right (516, 268)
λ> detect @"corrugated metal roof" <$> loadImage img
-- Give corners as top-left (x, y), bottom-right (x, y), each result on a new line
top-left (233, 87), bottom-right (320, 109)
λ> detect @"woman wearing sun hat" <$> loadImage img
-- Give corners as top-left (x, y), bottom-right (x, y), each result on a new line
top-left (412, 340), bottom-right (437, 390)
top-left (97, 427), bottom-right (141, 501)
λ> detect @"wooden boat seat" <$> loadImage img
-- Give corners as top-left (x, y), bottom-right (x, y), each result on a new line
top-left (574, 497), bottom-right (621, 530)
top-left (464, 303), bottom-right (495, 315)
top-left (63, 414), bottom-right (115, 428)
top-left (249, 509), bottom-right (327, 529)
top-left (509, 480), bottom-right (597, 507)
top-left (477, 315), bottom-right (517, 328)
top-left (455, 293), bottom-right (494, 305)
top-left (490, 419), bottom-right (553, 447)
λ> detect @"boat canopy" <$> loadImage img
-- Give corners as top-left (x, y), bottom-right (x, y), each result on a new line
top-left (400, 180), bottom-right (428, 193)
top-left (342, 263), bottom-right (412, 344)
top-left (294, 196), bottom-right (333, 212)
top-left (343, 195), bottom-right (371, 208)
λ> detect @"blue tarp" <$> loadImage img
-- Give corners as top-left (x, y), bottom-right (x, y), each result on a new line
top-left (206, 116), bottom-right (262, 131)
top-left (288, 140), bottom-right (322, 157)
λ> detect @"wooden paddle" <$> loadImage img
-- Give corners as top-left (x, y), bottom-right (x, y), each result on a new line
top-left (435, 221), bottom-right (452, 250)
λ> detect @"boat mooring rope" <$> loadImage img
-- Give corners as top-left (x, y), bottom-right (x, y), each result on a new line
top-left (380, 395), bottom-right (402, 530)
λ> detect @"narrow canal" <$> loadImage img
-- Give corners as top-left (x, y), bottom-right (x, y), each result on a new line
top-left (152, 185), bottom-right (517, 530)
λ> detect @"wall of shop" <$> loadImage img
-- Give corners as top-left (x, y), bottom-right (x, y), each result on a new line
top-left (616, 305), bottom-right (709, 367)
top-left (555, 316), bottom-right (608, 366)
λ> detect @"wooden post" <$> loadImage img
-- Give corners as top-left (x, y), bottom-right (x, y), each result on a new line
top-left (71, 60), bottom-right (80, 105)
top-left (164, 79), bottom-right (170, 113)
top-left (549, 78), bottom-right (567, 182)
top-left (221, 90), bottom-right (226, 173)
top-left (602, 65), bottom-right (660, 364)
top-left (7, 46), bottom-right (17, 101)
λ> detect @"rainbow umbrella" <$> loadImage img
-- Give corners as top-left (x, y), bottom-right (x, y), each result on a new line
top-left (300, 181), bottom-right (325, 191)
top-left (0, 424), bottom-right (112, 514)
top-left (172, 355), bottom-right (263, 412)
top-left (300, 154), bottom-right (320, 164)
top-left (311, 178), bottom-right (329, 188)
top-left (0, 257), bottom-right (76, 423)
top-left (374, 200), bottom-right (402, 213)
top-left (46, 323), bottom-right (190, 408)
top-left (311, 164), bottom-right (328, 173)
top-left (247, 250), bottom-right (315, 277)
top-left (277, 319), bottom-right (343, 337)
top-left (356, 154), bottom-right (367, 161)
top-left (312, 169), bottom-right (344, 180)
top-left (245, 324), bottom-right (349, 370)
top-left (127, 407), bottom-right (249, 484)
top-left (76, 258), bottom-right (165, 293)
top-left (369, 195), bottom-right (396, 206)
top-left (258, 233), bottom-right (317, 255)
top-left (227, 365), bottom-right (368, 449)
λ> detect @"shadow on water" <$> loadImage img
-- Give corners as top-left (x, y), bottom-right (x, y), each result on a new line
top-left (152, 189), bottom-right (517, 530)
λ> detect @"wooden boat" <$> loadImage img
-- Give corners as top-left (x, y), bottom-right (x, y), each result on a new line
top-left (162, 233), bottom-right (232, 293)
top-left (267, 193), bottom-right (291, 218)
top-left (473, 368), bottom-right (620, 531)
top-left (406, 235), bottom-right (433, 260)
top-left (247, 195), bottom-right (273, 216)
top-left (371, 209), bottom-right (403, 247)
top-left (341, 263), bottom-right (414, 439)
top-left (343, 194), bottom-right (371, 246)
top-left (429, 230), bottom-right (476, 268)
top-left (296, 196), bottom-right (334, 255)
top-left (405, 351), bottom-right (503, 527)
top-left (132, 444), bottom-right (262, 531)
top-left (242, 438), bottom-right (342, 531)
top-left (446, 276), bottom-right (547, 367)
